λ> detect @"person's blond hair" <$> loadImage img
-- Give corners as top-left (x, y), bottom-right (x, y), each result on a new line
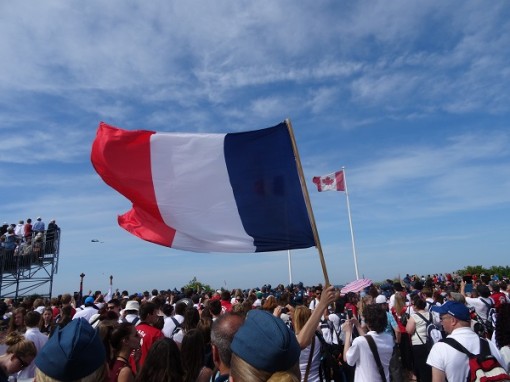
top-left (35, 362), bottom-right (108, 382)
top-left (230, 353), bottom-right (300, 382)
top-left (4, 331), bottom-right (37, 358)
top-left (292, 305), bottom-right (311, 333)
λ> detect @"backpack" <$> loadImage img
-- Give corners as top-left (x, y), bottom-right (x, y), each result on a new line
top-left (415, 312), bottom-right (445, 347)
top-left (473, 299), bottom-right (496, 337)
top-left (479, 298), bottom-right (496, 334)
top-left (442, 337), bottom-right (510, 382)
top-left (315, 330), bottom-right (344, 382)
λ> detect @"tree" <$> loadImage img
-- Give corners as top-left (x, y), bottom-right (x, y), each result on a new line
top-left (182, 277), bottom-right (213, 293)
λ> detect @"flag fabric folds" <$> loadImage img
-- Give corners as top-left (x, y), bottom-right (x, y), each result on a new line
top-left (312, 171), bottom-right (345, 192)
top-left (91, 121), bottom-right (315, 253)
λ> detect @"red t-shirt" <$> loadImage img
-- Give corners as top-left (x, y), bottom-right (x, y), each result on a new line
top-left (136, 322), bottom-right (164, 366)
top-left (491, 292), bottom-right (507, 309)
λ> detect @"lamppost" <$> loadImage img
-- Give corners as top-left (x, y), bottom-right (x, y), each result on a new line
top-left (79, 273), bottom-right (85, 304)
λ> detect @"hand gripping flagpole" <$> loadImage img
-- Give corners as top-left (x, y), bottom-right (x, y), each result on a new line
top-left (342, 167), bottom-right (360, 280)
top-left (285, 119), bottom-right (330, 286)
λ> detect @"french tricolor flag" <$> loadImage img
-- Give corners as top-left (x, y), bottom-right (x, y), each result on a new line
top-left (91, 121), bottom-right (315, 253)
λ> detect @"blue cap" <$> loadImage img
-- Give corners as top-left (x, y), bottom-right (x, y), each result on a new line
top-left (35, 318), bottom-right (105, 380)
top-left (431, 301), bottom-right (470, 321)
top-left (231, 309), bottom-right (300, 373)
top-left (84, 296), bottom-right (94, 305)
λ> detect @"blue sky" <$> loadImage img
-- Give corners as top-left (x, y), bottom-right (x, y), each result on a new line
top-left (2, 1), bottom-right (509, 296)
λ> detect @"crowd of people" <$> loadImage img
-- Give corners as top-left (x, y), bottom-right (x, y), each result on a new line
top-left (0, 272), bottom-right (509, 382)
top-left (0, 217), bottom-right (60, 270)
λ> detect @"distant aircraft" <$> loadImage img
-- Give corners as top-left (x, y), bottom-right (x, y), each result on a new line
top-left (91, 239), bottom-right (104, 243)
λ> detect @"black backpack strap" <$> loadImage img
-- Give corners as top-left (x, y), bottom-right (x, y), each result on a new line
top-left (442, 337), bottom-right (474, 357)
top-left (171, 316), bottom-right (180, 327)
top-left (480, 298), bottom-right (493, 316)
top-left (365, 335), bottom-right (386, 382)
top-left (304, 334), bottom-right (316, 382)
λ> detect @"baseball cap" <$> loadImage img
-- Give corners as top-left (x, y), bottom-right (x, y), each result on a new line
top-left (431, 301), bottom-right (470, 321)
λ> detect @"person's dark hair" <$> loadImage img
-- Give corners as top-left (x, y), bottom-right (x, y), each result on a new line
top-left (25, 311), bottom-right (41, 328)
top-left (495, 302), bottom-right (510, 348)
top-left (210, 313), bottom-right (245, 368)
top-left (110, 322), bottom-right (134, 353)
top-left (413, 295), bottom-right (426, 310)
top-left (109, 298), bottom-right (121, 308)
top-left (368, 286), bottom-right (379, 299)
top-left (181, 329), bottom-right (206, 382)
top-left (477, 285), bottom-right (491, 298)
top-left (346, 292), bottom-right (357, 303)
top-left (175, 301), bottom-right (187, 316)
top-left (182, 308), bottom-right (200, 332)
top-left (8, 307), bottom-right (26, 334)
top-left (209, 299), bottom-right (222, 316)
top-left (363, 304), bottom-right (387, 333)
top-left (152, 289), bottom-right (159, 297)
top-left (139, 302), bottom-right (156, 321)
top-left (97, 319), bottom-right (118, 363)
top-left (334, 297), bottom-right (346, 314)
top-left (422, 288), bottom-right (433, 298)
top-left (152, 296), bottom-right (164, 310)
top-left (163, 304), bottom-right (174, 317)
top-left (135, 338), bottom-right (183, 382)
top-left (221, 290), bottom-right (231, 302)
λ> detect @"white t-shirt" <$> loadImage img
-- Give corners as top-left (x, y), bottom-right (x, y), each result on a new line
top-left (162, 314), bottom-right (184, 338)
top-left (427, 327), bottom-right (507, 382)
top-left (346, 331), bottom-right (394, 382)
top-left (328, 313), bottom-right (343, 345)
top-left (299, 336), bottom-right (321, 382)
top-left (465, 296), bottom-right (493, 321)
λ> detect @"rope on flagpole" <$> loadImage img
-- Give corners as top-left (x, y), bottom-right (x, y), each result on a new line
top-left (342, 167), bottom-right (360, 280)
top-left (285, 118), bottom-right (330, 286)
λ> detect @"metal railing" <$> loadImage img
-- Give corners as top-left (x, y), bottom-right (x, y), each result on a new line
top-left (0, 228), bottom-right (61, 299)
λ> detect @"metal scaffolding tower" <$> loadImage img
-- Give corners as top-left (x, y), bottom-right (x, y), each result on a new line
top-left (0, 229), bottom-right (61, 299)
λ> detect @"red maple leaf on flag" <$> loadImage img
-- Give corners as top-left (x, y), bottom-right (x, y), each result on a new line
top-left (322, 176), bottom-right (334, 186)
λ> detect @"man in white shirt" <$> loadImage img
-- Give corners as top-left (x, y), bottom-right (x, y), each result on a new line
top-left (120, 300), bottom-right (140, 325)
top-left (18, 311), bottom-right (48, 379)
top-left (343, 304), bottom-right (394, 381)
top-left (461, 281), bottom-right (494, 322)
top-left (426, 301), bottom-right (507, 382)
top-left (162, 301), bottom-right (185, 338)
top-left (308, 287), bottom-right (322, 311)
top-left (73, 296), bottom-right (99, 322)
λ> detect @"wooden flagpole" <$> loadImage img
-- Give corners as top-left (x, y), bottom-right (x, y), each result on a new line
top-left (285, 119), bottom-right (330, 286)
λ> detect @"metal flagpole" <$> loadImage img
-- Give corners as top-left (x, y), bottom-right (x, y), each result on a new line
top-left (287, 250), bottom-right (293, 285)
top-left (342, 167), bottom-right (360, 280)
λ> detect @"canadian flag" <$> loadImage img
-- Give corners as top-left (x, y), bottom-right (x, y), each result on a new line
top-left (312, 170), bottom-right (345, 192)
